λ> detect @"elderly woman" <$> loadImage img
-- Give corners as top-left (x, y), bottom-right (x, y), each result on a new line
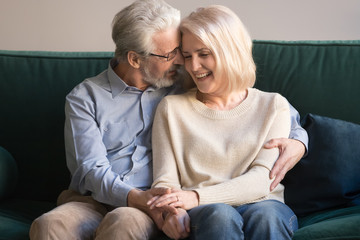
top-left (149, 5), bottom-right (298, 240)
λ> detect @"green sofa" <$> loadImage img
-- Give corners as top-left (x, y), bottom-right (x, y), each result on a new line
top-left (1, 41), bottom-right (359, 239)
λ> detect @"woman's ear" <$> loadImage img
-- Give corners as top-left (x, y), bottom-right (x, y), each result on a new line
top-left (127, 51), bottom-right (141, 69)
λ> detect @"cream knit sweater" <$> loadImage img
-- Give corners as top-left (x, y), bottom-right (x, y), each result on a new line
top-left (152, 88), bottom-right (290, 207)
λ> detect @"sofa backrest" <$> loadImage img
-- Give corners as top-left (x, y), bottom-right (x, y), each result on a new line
top-left (253, 40), bottom-right (360, 124)
top-left (0, 51), bottom-right (113, 201)
top-left (0, 40), bottom-right (359, 202)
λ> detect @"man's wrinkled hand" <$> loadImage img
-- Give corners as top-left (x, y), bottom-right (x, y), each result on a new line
top-left (265, 138), bottom-right (305, 191)
top-left (162, 208), bottom-right (190, 239)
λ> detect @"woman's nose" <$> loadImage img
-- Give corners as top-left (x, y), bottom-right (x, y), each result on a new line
top-left (190, 57), bottom-right (201, 72)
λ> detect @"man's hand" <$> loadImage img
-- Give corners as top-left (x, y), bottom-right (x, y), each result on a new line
top-left (127, 188), bottom-right (178, 229)
top-left (162, 208), bottom-right (190, 239)
top-left (265, 138), bottom-right (306, 191)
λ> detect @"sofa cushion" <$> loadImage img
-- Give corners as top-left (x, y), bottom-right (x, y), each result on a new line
top-left (0, 146), bottom-right (18, 199)
top-left (0, 199), bottom-right (56, 239)
top-left (283, 113), bottom-right (360, 216)
top-left (293, 205), bottom-right (360, 240)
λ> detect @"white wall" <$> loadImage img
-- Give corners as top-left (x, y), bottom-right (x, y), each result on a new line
top-left (1, 0), bottom-right (360, 52)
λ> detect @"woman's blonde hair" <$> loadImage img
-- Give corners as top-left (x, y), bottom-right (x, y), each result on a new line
top-left (180, 5), bottom-right (256, 92)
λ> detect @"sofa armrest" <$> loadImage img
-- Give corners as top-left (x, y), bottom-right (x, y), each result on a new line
top-left (0, 146), bottom-right (18, 199)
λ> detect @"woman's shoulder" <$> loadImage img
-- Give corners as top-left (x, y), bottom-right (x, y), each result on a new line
top-left (250, 88), bottom-right (288, 104)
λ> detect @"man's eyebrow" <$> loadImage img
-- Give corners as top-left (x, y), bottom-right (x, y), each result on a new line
top-left (166, 46), bottom-right (179, 54)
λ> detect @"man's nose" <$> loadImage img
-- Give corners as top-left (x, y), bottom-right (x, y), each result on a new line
top-left (173, 50), bottom-right (184, 65)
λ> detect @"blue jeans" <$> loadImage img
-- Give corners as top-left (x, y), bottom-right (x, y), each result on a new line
top-left (187, 200), bottom-right (298, 240)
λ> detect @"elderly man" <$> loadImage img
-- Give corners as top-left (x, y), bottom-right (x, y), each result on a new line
top-left (29, 0), bottom-right (307, 239)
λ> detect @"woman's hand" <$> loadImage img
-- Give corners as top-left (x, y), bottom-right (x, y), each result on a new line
top-left (147, 189), bottom-right (199, 210)
top-left (162, 208), bottom-right (190, 239)
top-left (128, 188), bottom-right (178, 229)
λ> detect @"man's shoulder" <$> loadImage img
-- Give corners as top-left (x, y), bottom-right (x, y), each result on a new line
top-left (67, 70), bottom-right (108, 97)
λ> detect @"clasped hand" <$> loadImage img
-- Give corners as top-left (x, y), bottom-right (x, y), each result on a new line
top-left (147, 188), bottom-right (199, 210)
top-left (147, 189), bottom-right (199, 239)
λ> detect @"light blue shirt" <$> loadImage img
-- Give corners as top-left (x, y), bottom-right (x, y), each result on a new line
top-left (65, 59), bottom-right (181, 207)
top-left (65, 59), bottom-right (308, 207)
top-left (289, 105), bottom-right (309, 149)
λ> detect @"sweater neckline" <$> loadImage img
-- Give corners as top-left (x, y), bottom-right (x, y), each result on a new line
top-left (187, 88), bottom-right (255, 119)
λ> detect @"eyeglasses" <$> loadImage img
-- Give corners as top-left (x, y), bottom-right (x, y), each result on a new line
top-left (149, 46), bottom-right (179, 62)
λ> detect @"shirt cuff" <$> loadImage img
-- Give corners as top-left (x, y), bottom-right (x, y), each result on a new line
top-left (112, 182), bottom-right (134, 207)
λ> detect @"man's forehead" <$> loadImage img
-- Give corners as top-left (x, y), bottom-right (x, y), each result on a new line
top-left (152, 28), bottom-right (180, 53)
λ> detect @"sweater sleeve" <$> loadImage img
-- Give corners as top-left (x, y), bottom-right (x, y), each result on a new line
top-left (151, 98), bottom-right (182, 190)
top-left (194, 95), bottom-right (291, 206)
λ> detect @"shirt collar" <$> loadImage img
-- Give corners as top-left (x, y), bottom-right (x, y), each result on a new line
top-left (107, 58), bottom-right (128, 98)
top-left (107, 58), bottom-right (158, 98)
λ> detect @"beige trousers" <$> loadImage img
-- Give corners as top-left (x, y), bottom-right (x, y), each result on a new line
top-left (29, 190), bottom-right (160, 240)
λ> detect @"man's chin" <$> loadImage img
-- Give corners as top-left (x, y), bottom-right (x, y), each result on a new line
top-left (152, 78), bottom-right (176, 89)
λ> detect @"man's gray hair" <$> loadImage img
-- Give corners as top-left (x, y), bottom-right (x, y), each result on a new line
top-left (112, 0), bottom-right (181, 61)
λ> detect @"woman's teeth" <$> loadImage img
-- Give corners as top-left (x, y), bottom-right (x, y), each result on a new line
top-left (196, 72), bottom-right (210, 79)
